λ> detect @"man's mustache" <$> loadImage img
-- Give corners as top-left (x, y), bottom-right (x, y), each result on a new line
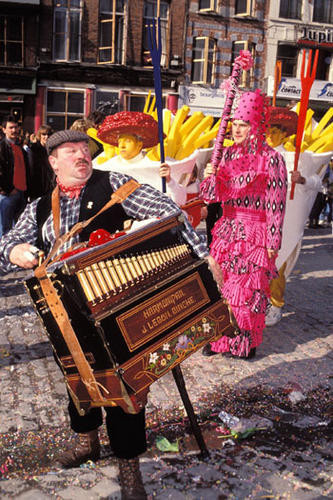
top-left (75, 159), bottom-right (90, 167)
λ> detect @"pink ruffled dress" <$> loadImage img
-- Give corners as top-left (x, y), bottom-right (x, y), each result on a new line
top-left (201, 142), bottom-right (287, 356)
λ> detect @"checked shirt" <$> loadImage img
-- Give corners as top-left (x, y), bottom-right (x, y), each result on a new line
top-left (0, 171), bottom-right (208, 274)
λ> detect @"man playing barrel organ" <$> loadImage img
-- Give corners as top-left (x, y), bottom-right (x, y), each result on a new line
top-left (0, 129), bottom-right (209, 499)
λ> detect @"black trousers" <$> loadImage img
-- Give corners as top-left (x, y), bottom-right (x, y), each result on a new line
top-left (309, 192), bottom-right (326, 223)
top-left (68, 394), bottom-right (147, 459)
top-left (53, 350), bottom-right (147, 459)
top-left (206, 202), bottom-right (222, 246)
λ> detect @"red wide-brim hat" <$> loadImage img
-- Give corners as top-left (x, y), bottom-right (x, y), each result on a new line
top-left (269, 107), bottom-right (298, 136)
top-left (97, 111), bottom-right (163, 148)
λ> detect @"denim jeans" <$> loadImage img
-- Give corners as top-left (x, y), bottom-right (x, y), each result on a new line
top-left (0, 190), bottom-right (26, 238)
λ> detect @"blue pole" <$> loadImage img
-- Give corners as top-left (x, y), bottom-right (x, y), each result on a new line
top-left (147, 17), bottom-right (166, 193)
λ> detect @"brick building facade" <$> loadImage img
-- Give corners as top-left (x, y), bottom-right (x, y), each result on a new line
top-left (179, 0), bottom-right (268, 116)
top-left (2, 1), bottom-right (331, 132)
top-left (0, 0), bottom-right (40, 130)
top-left (265, 0), bottom-right (333, 118)
top-left (0, 0), bottom-right (187, 133)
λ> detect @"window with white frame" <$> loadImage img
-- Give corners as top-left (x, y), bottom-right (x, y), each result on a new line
top-left (46, 89), bottom-right (85, 131)
top-left (98, 0), bottom-right (126, 64)
top-left (279, 0), bottom-right (302, 20)
top-left (199, 0), bottom-right (218, 12)
top-left (313, 0), bottom-right (333, 24)
top-left (231, 41), bottom-right (255, 87)
top-left (276, 44), bottom-right (298, 77)
top-left (53, 0), bottom-right (82, 62)
top-left (142, 0), bottom-right (169, 66)
top-left (191, 37), bottom-right (216, 84)
top-left (235, 0), bottom-right (255, 16)
top-left (0, 15), bottom-right (23, 66)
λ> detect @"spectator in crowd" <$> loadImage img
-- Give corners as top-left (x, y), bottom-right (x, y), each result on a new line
top-left (87, 110), bottom-right (106, 129)
top-left (22, 131), bottom-right (33, 153)
top-left (30, 133), bottom-right (37, 145)
top-left (71, 119), bottom-right (103, 160)
top-left (0, 115), bottom-right (30, 237)
top-left (28, 125), bottom-right (55, 200)
top-left (70, 118), bottom-right (93, 132)
top-left (322, 158), bottom-right (333, 227)
top-left (308, 159), bottom-right (333, 228)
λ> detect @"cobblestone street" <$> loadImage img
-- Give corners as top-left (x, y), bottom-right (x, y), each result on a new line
top-left (0, 225), bottom-right (332, 499)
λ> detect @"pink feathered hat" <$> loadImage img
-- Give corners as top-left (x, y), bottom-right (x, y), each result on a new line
top-left (233, 89), bottom-right (270, 129)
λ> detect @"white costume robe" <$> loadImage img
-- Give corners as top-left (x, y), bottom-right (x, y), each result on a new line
top-left (95, 151), bottom-right (201, 207)
top-left (275, 149), bottom-right (331, 273)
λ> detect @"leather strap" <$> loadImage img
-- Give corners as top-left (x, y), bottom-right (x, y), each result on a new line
top-left (51, 185), bottom-right (61, 240)
top-left (45, 178), bottom-right (140, 267)
top-left (34, 272), bottom-right (107, 404)
top-left (34, 179), bottom-right (141, 404)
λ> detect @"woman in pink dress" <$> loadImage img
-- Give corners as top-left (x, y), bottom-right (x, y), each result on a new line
top-left (201, 89), bottom-right (287, 358)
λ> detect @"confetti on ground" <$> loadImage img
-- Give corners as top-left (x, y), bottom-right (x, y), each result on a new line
top-left (0, 383), bottom-right (331, 493)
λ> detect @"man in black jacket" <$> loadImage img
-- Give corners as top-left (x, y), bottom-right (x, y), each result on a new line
top-left (0, 115), bottom-right (30, 237)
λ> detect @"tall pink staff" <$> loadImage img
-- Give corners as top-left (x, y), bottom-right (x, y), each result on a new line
top-left (210, 50), bottom-right (254, 170)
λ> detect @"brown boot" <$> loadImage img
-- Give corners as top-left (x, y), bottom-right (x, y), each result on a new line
top-left (118, 457), bottom-right (147, 500)
top-left (55, 429), bottom-right (100, 468)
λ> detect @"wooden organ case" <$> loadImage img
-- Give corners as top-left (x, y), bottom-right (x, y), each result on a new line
top-left (25, 215), bottom-right (233, 416)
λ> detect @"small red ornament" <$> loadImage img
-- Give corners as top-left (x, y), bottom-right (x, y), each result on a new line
top-left (88, 228), bottom-right (126, 247)
top-left (60, 229), bottom-right (126, 260)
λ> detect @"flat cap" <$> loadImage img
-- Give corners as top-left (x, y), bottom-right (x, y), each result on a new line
top-left (46, 130), bottom-right (89, 155)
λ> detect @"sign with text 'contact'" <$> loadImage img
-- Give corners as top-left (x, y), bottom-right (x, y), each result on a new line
top-left (266, 76), bottom-right (333, 103)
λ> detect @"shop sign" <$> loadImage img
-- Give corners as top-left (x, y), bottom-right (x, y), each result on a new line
top-left (299, 26), bottom-right (333, 45)
top-left (267, 76), bottom-right (333, 103)
top-left (178, 85), bottom-right (228, 117)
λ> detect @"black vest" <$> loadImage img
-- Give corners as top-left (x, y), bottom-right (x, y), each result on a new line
top-left (36, 170), bottom-right (131, 252)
